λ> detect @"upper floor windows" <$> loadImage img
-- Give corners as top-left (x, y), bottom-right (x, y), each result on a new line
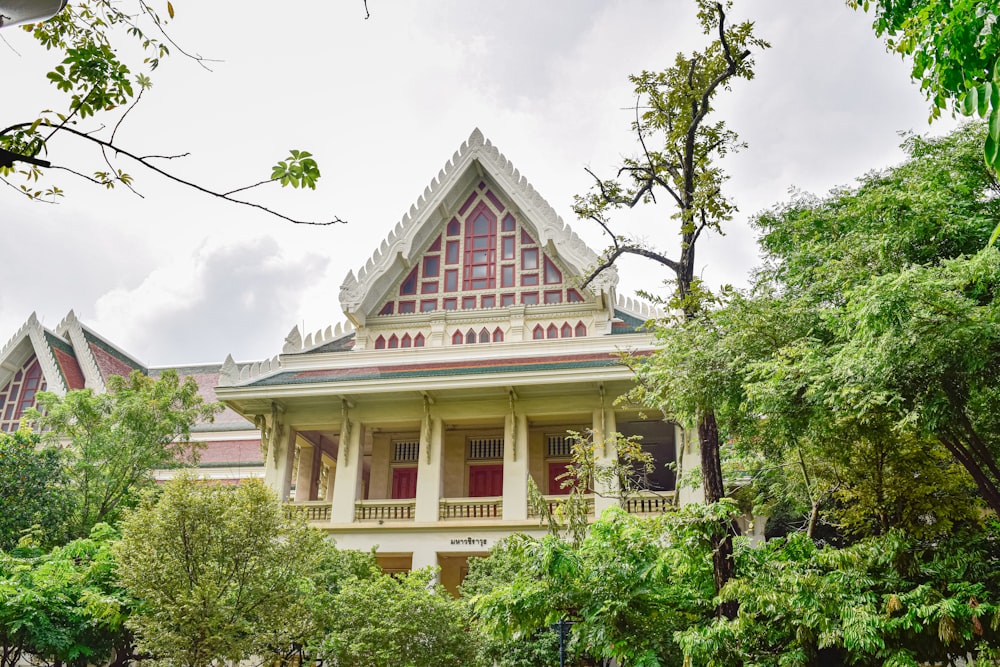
top-left (0, 356), bottom-right (46, 433)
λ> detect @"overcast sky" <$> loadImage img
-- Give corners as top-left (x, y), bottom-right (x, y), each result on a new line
top-left (1, 0), bottom-right (958, 366)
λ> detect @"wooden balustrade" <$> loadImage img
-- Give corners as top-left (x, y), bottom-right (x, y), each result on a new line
top-left (439, 496), bottom-right (503, 520)
top-left (354, 499), bottom-right (416, 521)
top-left (623, 491), bottom-right (674, 515)
top-left (284, 501), bottom-right (331, 522)
top-left (527, 494), bottom-right (596, 518)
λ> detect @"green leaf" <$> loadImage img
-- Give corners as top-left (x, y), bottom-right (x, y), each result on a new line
top-left (979, 83), bottom-right (992, 117)
top-left (961, 86), bottom-right (978, 116)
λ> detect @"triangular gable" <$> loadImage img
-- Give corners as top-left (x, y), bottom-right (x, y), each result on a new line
top-left (339, 128), bottom-right (619, 326)
top-left (371, 182), bottom-right (588, 319)
top-left (77, 324), bottom-right (147, 384)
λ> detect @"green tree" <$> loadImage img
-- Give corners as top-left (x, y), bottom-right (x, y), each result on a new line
top-left (0, 1), bottom-right (338, 225)
top-left (30, 369), bottom-right (218, 537)
top-left (115, 475), bottom-right (329, 667)
top-left (850, 0), bottom-right (1000, 219)
top-left (677, 525), bottom-right (1000, 666)
top-left (746, 123), bottom-right (1000, 517)
top-left (0, 524), bottom-right (134, 667)
top-left (572, 0), bottom-right (768, 612)
top-left (0, 428), bottom-right (70, 550)
top-left (320, 567), bottom-right (478, 667)
top-left (472, 506), bottom-right (726, 667)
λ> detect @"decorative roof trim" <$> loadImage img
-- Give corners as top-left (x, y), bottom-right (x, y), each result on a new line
top-left (0, 313), bottom-right (36, 369)
top-left (56, 310), bottom-right (106, 391)
top-left (613, 293), bottom-right (666, 322)
top-left (339, 128), bottom-right (619, 321)
top-left (26, 319), bottom-right (68, 396)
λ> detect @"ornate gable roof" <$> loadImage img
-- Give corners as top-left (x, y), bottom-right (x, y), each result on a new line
top-left (339, 128), bottom-right (619, 326)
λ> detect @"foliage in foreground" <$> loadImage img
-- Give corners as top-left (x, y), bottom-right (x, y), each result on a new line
top-left (0, 524), bottom-right (133, 667)
top-left (115, 475), bottom-right (329, 667)
top-left (680, 524), bottom-right (1000, 666)
top-left (0, 429), bottom-right (70, 550)
top-left (30, 369), bottom-right (219, 539)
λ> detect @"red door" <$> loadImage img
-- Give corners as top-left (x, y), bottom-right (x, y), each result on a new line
top-left (391, 467), bottom-right (418, 499)
top-left (468, 464), bottom-right (503, 497)
top-left (548, 461), bottom-right (572, 495)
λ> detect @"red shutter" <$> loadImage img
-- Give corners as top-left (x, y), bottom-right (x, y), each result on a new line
top-left (391, 467), bottom-right (418, 499)
top-left (468, 464), bottom-right (503, 497)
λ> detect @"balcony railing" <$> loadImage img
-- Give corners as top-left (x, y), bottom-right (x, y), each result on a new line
top-left (284, 501), bottom-right (331, 522)
top-left (528, 494), bottom-right (596, 519)
top-left (355, 499), bottom-right (416, 522)
top-left (624, 491), bottom-right (675, 515)
top-left (439, 496), bottom-right (503, 520)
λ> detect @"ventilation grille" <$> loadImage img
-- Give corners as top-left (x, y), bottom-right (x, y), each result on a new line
top-left (467, 437), bottom-right (504, 460)
top-left (392, 440), bottom-right (420, 463)
top-left (547, 435), bottom-right (575, 458)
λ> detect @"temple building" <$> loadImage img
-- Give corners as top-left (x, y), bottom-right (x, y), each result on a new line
top-left (214, 129), bottom-right (692, 590)
top-left (0, 130), bottom-right (693, 592)
top-left (0, 311), bottom-right (264, 484)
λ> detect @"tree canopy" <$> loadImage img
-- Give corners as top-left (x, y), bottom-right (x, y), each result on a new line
top-left (0, 428), bottom-right (70, 550)
top-left (29, 369), bottom-right (219, 538)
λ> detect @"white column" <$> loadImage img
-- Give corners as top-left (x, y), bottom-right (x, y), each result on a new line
top-left (293, 440), bottom-right (315, 502)
top-left (330, 421), bottom-right (363, 524)
top-left (264, 424), bottom-right (295, 502)
top-left (592, 407), bottom-right (619, 516)
top-left (676, 424), bottom-right (705, 505)
top-left (411, 548), bottom-right (440, 581)
top-left (502, 412), bottom-right (529, 520)
top-left (414, 417), bottom-right (443, 522)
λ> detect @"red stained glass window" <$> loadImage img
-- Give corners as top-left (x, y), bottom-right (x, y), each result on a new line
top-left (493, 328), bottom-right (504, 342)
top-left (452, 331), bottom-right (464, 345)
top-left (521, 230), bottom-right (535, 245)
top-left (522, 248), bottom-right (538, 270)
top-left (388, 335), bottom-right (399, 349)
top-left (545, 291), bottom-right (562, 304)
top-left (532, 325), bottom-right (544, 340)
top-left (502, 214), bottom-right (516, 232)
top-left (501, 236), bottom-right (515, 260)
top-left (547, 324), bottom-right (558, 339)
top-left (401, 334), bottom-right (412, 348)
top-left (414, 333), bottom-right (425, 347)
top-left (501, 293), bottom-right (515, 307)
top-left (444, 298), bottom-right (457, 310)
top-left (400, 267), bottom-right (418, 295)
top-left (482, 295), bottom-right (496, 308)
top-left (423, 256), bottom-right (440, 277)
top-left (378, 302), bottom-right (393, 316)
top-left (462, 296), bottom-right (477, 310)
top-left (375, 336), bottom-right (386, 349)
top-left (567, 289), bottom-right (584, 303)
top-left (464, 205), bottom-right (497, 290)
top-left (544, 257), bottom-right (562, 284)
top-left (479, 328), bottom-right (490, 344)
top-left (522, 273), bottom-right (538, 287)
top-left (399, 301), bottom-right (415, 314)
top-left (522, 292), bottom-right (538, 305)
top-left (444, 270), bottom-right (458, 292)
top-left (421, 282), bottom-right (438, 294)
top-left (446, 241), bottom-right (459, 264)
top-left (421, 299), bottom-right (436, 312)
top-left (575, 322), bottom-right (587, 337)
top-left (561, 323), bottom-right (573, 338)
top-left (501, 265), bottom-right (515, 287)
top-left (466, 329), bottom-right (476, 344)
top-left (447, 219), bottom-right (460, 236)
top-left (428, 235), bottom-right (442, 251)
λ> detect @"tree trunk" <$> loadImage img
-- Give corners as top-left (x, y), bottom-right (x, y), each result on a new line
top-left (698, 410), bottom-right (737, 619)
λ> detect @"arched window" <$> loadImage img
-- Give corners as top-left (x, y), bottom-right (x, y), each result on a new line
top-left (561, 323), bottom-right (573, 338)
top-left (575, 322), bottom-right (587, 337)
top-left (374, 335), bottom-right (386, 350)
top-left (492, 328), bottom-right (504, 343)
top-left (479, 328), bottom-right (490, 344)
top-left (546, 324), bottom-right (558, 339)
top-left (452, 331), bottom-right (464, 345)
top-left (463, 203), bottom-right (497, 290)
top-left (388, 335), bottom-right (399, 349)
top-left (0, 356), bottom-right (46, 433)
top-left (466, 329), bottom-right (476, 344)
top-left (533, 325), bottom-right (544, 340)
top-left (401, 333), bottom-right (412, 348)
top-left (414, 333), bottom-right (426, 347)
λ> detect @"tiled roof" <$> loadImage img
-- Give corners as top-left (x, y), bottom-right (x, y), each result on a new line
top-left (610, 309), bottom-right (649, 334)
top-left (81, 329), bottom-right (147, 380)
top-left (295, 333), bottom-right (356, 354)
top-left (150, 365), bottom-right (253, 428)
top-left (246, 352), bottom-right (627, 387)
top-left (43, 331), bottom-right (86, 390)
